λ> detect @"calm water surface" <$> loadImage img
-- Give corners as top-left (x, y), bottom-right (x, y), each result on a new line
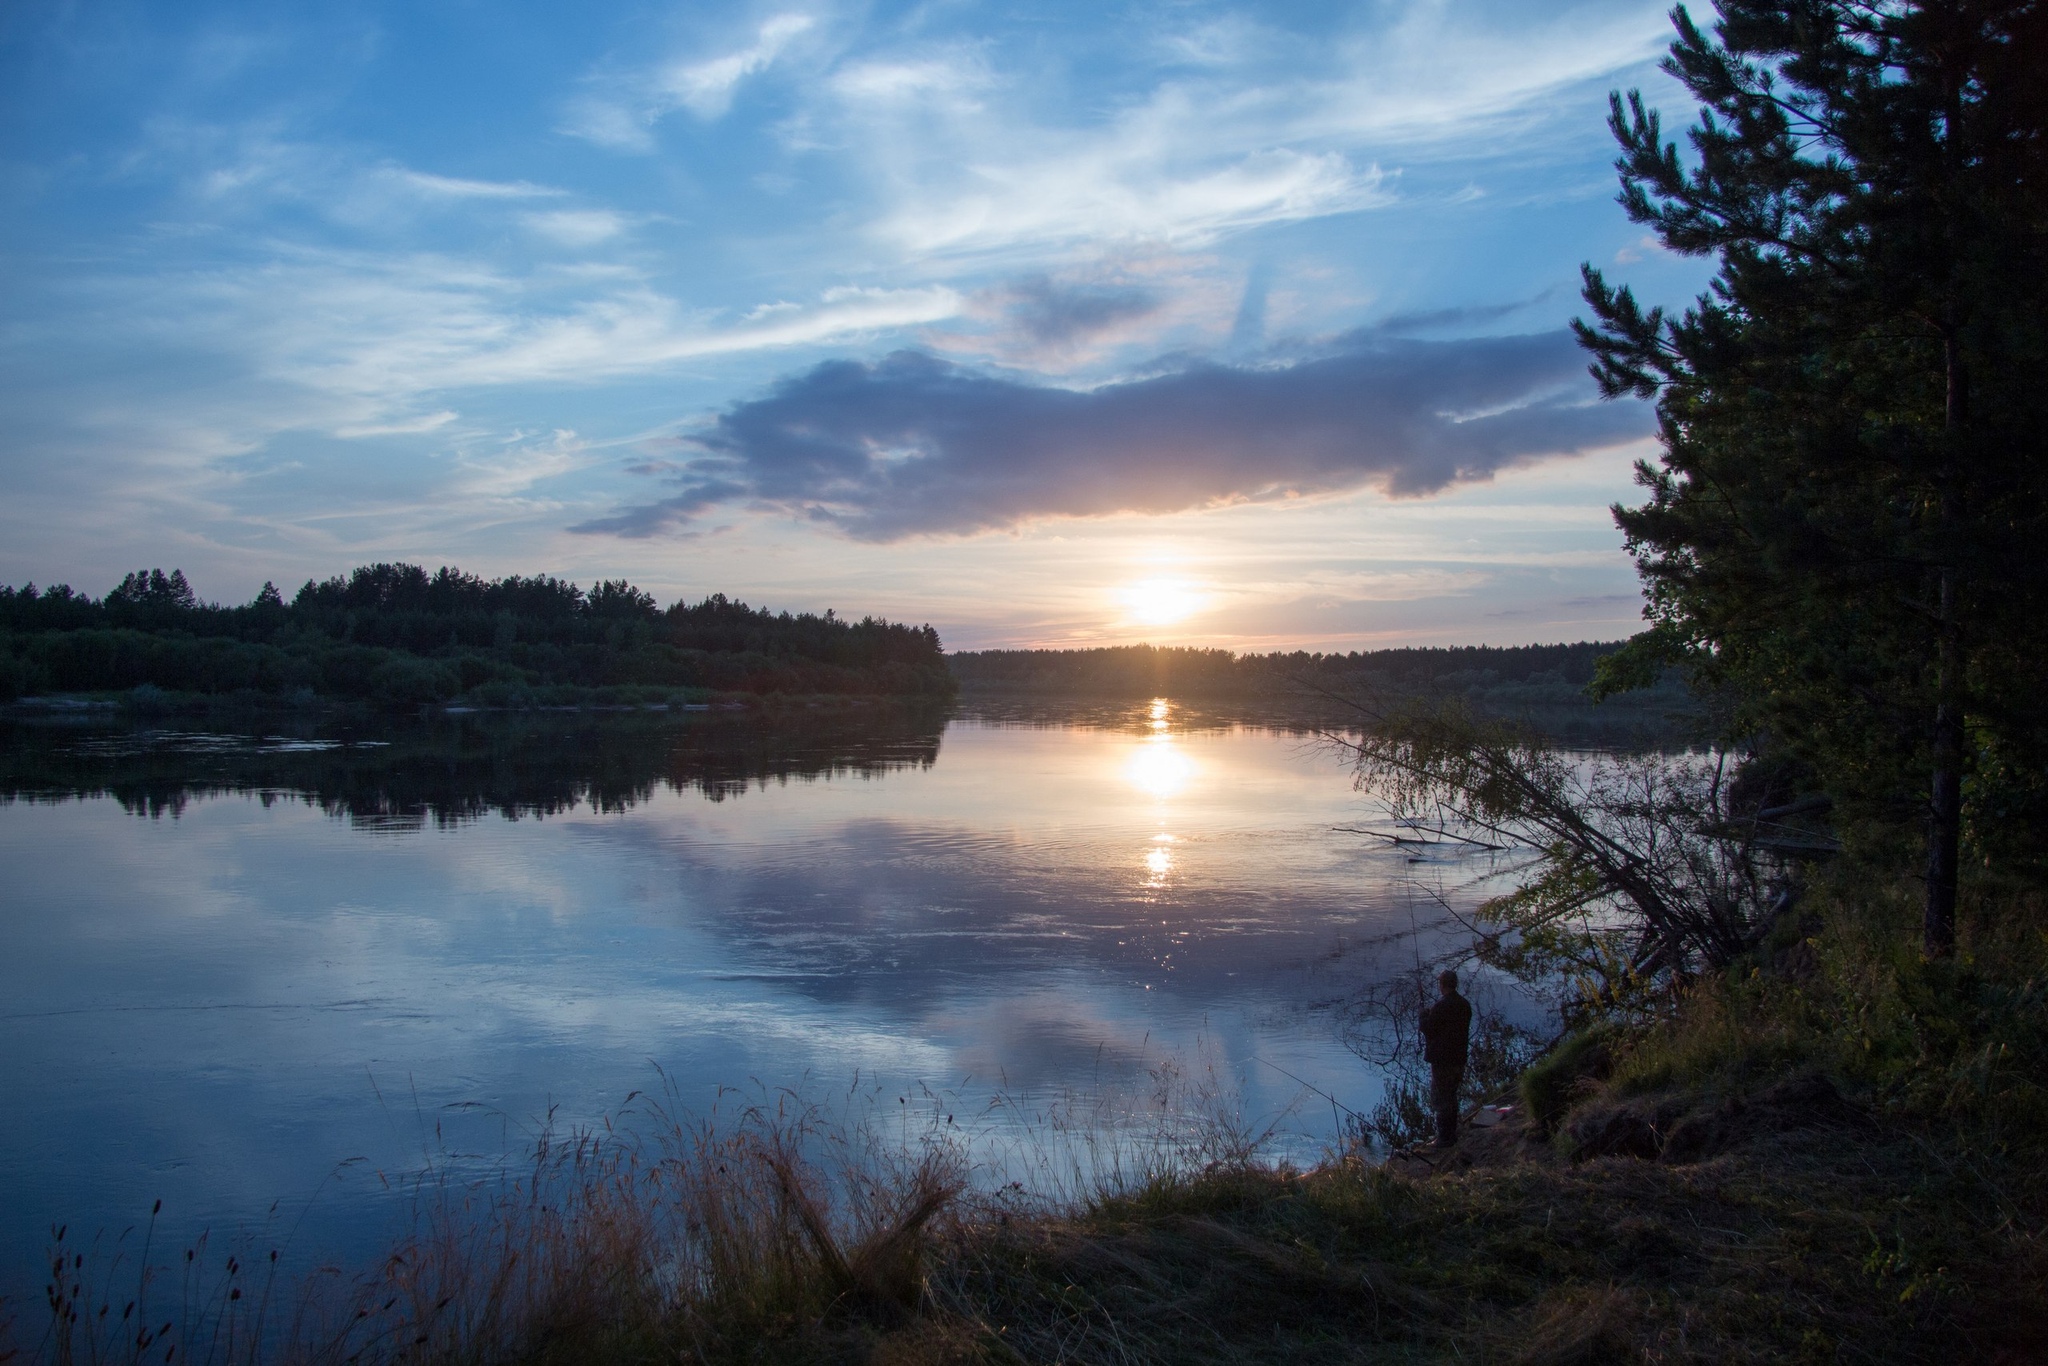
top-left (0, 701), bottom-right (1494, 1300)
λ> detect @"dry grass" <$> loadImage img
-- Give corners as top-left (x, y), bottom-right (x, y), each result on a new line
top-left (16, 1070), bottom-right (2044, 1366)
top-left (13, 882), bottom-right (2048, 1366)
top-left (21, 1092), bottom-right (976, 1366)
top-left (957, 1109), bottom-right (2045, 1363)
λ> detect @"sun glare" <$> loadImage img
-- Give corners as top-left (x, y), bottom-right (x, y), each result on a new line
top-left (1120, 577), bottom-right (1203, 626)
top-left (1126, 733), bottom-right (1195, 799)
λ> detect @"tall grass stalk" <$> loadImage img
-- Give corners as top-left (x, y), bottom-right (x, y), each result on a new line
top-left (9, 1050), bottom-right (1290, 1366)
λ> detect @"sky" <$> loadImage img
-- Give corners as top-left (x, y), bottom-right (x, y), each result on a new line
top-left (0, 0), bottom-right (1713, 652)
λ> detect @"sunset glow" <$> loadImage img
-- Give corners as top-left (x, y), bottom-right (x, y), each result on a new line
top-left (1120, 579), bottom-right (1206, 627)
top-left (0, 0), bottom-right (1703, 649)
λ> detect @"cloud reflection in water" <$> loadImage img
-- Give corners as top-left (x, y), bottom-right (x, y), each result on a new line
top-left (0, 706), bottom-right (1490, 1304)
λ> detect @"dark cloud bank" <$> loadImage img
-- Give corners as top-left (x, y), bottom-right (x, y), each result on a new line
top-left (575, 329), bottom-right (1652, 542)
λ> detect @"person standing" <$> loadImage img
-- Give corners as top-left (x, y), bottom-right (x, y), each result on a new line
top-left (1420, 969), bottom-right (1473, 1147)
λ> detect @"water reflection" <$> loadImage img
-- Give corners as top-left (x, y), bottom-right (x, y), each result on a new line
top-left (1125, 700), bottom-right (1196, 802)
top-left (0, 706), bottom-right (947, 826)
top-left (0, 702), bottom-right (1488, 1304)
top-left (1125, 733), bottom-right (1195, 800)
top-left (1128, 700), bottom-right (1192, 894)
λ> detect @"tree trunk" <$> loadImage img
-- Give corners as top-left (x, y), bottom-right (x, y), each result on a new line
top-left (1925, 567), bottom-right (1962, 958)
top-left (1924, 329), bottom-right (1968, 958)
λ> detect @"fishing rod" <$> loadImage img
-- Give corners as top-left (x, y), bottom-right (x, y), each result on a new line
top-left (1253, 1056), bottom-right (1367, 1124)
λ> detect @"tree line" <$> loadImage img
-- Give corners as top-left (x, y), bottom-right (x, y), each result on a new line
top-left (0, 563), bottom-right (955, 704)
top-left (949, 641), bottom-right (1674, 698)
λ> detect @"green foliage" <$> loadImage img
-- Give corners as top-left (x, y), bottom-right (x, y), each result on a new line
top-left (1576, 0), bottom-right (2048, 940)
top-left (1478, 852), bottom-right (1638, 994)
top-left (1599, 972), bottom-right (1813, 1103)
top-left (1581, 870), bottom-right (2048, 1144)
top-left (1810, 886), bottom-right (2048, 1134)
top-left (1585, 622), bottom-right (1694, 702)
top-left (0, 563), bottom-right (955, 705)
top-left (1518, 1023), bottom-right (1623, 1135)
top-left (106, 567), bottom-right (196, 614)
top-left (0, 643), bottom-right (33, 702)
top-left (1961, 731), bottom-right (2048, 877)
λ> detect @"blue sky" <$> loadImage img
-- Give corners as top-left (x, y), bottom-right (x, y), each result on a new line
top-left (0, 0), bottom-right (1710, 650)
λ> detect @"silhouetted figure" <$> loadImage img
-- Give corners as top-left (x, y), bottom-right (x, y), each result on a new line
top-left (1420, 969), bottom-right (1473, 1147)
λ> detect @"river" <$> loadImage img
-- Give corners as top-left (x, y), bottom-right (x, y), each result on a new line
top-left (0, 699), bottom-right (1514, 1304)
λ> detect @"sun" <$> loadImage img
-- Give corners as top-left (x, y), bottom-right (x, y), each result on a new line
top-left (1120, 577), bottom-right (1204, 626)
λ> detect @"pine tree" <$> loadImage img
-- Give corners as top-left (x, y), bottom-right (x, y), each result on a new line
top-left (1576, 0), bottom-right (2048, 954)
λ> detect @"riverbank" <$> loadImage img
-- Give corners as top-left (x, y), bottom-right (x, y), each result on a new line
top-left (5, 683), bottom-right (944, 717)
top-left (18, 873), bottom-right (2042, 1365)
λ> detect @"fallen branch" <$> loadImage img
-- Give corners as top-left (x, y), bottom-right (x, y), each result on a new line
top-left (1332, 826), bottom-right (1509, 851)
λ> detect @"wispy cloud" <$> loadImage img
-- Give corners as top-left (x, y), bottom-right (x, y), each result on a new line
top-left (388, 170), bottom-right (566, 201)
top-left (564, 12), bottom-right (817, 151)
top-left (827, 53), bottom-right (989, 108)
top-left (547, 1), bottom-right (1668, 261)
top-left (912, 250), bottom-right (1232, 368)
top-left (449, 428), bottom-right (599, 499)
top-left (660, 13), bottom-right (815, 119)
top-left (521, 208), bottom-right (631, 246)
top-left (32, 246), bottom-right (964, 458)
top-left (951, 272), bottom-right (1167, 365)
top-left (801, 2), bottom-right (1668, 260)
top-left (236, 265), bottom-right (965, 411)
top-left (884, 145), bottom-right (1381, 257)
top-left (573, 329), bottom-right (1652, 540)
top-left (333, 410), bottom-right (459, 439)
top-left (124, 114), bottom-right (571, 214)
top-left (1296, 3), bottom-right (1670, 146)
top-left (825, 54), bottom-right (1386, 256)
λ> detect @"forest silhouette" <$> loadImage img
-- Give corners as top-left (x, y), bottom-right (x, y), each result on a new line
top-left (0, 563), bottom-right (954, 705)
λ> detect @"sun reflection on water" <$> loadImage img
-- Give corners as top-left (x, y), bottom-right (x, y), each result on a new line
top-left (1130, 701), bottom-right (1189, 888)
top-left (1127, 739), bottom-right (1195, 799)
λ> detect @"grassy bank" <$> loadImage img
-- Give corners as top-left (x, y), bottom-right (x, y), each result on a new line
top-left (15, 873), bottom-right (2043, 1365)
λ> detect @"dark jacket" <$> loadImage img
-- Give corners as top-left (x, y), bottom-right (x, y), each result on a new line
top-left (1420, 990), bottom-right (1473, 1069)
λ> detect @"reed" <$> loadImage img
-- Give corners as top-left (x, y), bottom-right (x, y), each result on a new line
top-left (10, 1054), bottom-right (1281, 1366)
